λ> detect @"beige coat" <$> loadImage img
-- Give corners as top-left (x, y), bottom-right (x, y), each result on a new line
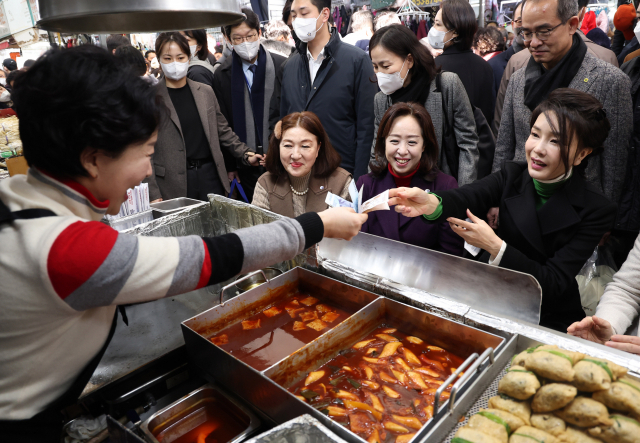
top-left (146, 79), bottom-right (251, 200)
top-left (494, 32), bottom-right (618, 132)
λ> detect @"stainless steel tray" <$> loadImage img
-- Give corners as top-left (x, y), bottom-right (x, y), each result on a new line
top-left (140, 383), bottom-right (260, 443)
top-left (151, 197), bottom-right (203, 213)
top-left (182, 267), bottom-right (511, 443)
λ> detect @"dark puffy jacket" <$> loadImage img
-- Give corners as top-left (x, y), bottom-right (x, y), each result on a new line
top-left (618, 56), bottom-right (640, 232)
top-left (276, 29), bottom-right (377, 180)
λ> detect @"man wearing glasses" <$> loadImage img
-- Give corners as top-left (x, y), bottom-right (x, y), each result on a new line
top-left (213, 8), bottom-right (287, 201)
top-left (494, 0), bottom-right (618, 133)
top-left (491, 0), bottom-right (630, 208)
top-left (488, 2), bottom-right (526, 101)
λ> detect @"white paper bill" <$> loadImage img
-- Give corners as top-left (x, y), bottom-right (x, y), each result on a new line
top-left (359, 189), bottom-right (390, 214)
top-left (325, 192), bottom-right (354, 209)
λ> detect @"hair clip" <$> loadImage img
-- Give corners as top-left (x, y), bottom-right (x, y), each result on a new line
top-left (274, 120), bottom-right (283, 139)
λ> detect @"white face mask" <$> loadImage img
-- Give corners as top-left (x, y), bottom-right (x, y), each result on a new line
top-left (293, 13), bottom-right (324, 42)
top-left (234, 40), bottom-right (260, 62)
top-left (0, 78), bottom-right (6, 86)
top-left (189, 44), bottom-right (199, 59)
top-left (161, 61), bottom-right (190, 81)
top-left (0, 90), bottom-right (10, 102)
top-left (376, 59), bottom-right (408, 95)
top-left (427, 27), bottom-right (454, 49)
top-left (150, 58), bottom-right (160, 69)
top-left (634, 21), bottom-right (640, 44)
top-left (223, 41), bottom-right (233, 57)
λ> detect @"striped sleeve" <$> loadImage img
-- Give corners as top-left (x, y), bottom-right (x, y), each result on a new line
top-left (46, 214), bottom-right (323, 310)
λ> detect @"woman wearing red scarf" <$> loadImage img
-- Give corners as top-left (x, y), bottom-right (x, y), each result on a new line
top-left (356, 102), bottom-right (463, 256)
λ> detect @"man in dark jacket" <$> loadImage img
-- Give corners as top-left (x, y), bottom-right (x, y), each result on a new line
top-left (488, 2), bottom-right (525, 94)
top-left (275, 0), bottom-right (377, 180)
top-left (213, 8), bottom-right (287, 200)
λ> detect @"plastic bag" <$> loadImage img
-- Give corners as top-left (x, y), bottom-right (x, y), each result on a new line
top-left (576, 245), bottom-right (618, 316)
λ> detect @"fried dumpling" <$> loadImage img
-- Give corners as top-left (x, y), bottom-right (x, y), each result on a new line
top-left (531, 414), bottom-right (566, 436)
top-left (480, 409), bottom-right (526, 433)
top-left (498, 366), bottom-right (541, 400)
top-left (532, 384), bottom-right (577, 413)
top-left (509, 426), bottom-right (558, 443)
top-left (468, 413), bottom-right (509, 443)
top-left (511, 345), bottom-right (542, 367)
top-left (558, 426), bottom-right (602, 443)
top-left (573, 357), bottom-right (627, 392)
top-left (525, 347), bottom-right (579, 382)
top-left (454, 426), bottom-right (502, 443)
top-left (488, 395), bottom-right (532, 425)
top-left (588, 415), bottom-right (640, 443)
top-left (554, 397), bottom-right (612, 428)
top-left (592, 378), bottom-right (640, 416)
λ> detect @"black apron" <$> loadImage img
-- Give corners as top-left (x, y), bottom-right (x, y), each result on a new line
top-left (0, 197), bottom-right (118, 442)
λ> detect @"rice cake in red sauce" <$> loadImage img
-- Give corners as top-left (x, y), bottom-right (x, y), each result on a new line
top-left (208, 292), bottom-right (354, 371)
top-left (287, 326), bottom-right (466, 443)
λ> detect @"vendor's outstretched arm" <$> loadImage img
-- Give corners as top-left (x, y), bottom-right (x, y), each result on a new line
top-left (46, 208), bottom-right (366, 310)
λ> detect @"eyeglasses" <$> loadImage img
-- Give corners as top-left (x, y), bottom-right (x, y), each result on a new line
top-left (231, 33), bottom-right (259, 45)
top-left (519, 21), bottom-right (565, 41)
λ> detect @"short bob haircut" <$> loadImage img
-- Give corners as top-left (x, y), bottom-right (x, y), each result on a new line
top-left (265, 112), bottom-right (342, 178)
top-left (530, 88), bottom-right (610, 178)
top-left (224, 8), bottom-right (261, 38)
top-left (182, 29), bottom-right (209, 61)
top-left (115, 45), bottom-right (147, 76)
top-left (473, 26), bottom-right (505, 56)
top-left (12, 45), bottom-right (161, 179)
top-left (370, 102), bottom-right (439, 181)
top-left (369, 24), bottom-right (440, 86)
top-left (155, 32), bottom-right (190, 58)
top-left (441, 0), bottom-right (478, 50)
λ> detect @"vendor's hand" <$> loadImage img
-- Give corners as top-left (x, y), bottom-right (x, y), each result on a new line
top-left (447, 209), bottom-right (503, 257)
top-left (247, 153), bottom-right (264, 166)
top-left (151, 198), bottom-right (163, 203)
top-left (388, 187), bottom-right (440, 218)
top-left (487, 207), bottom-right (499, 229)
top-left (606, 335), bottom-right (640, 355)
top-left (567, 316), bottom-right (614, 344)
top-left (228, 171), bottom-right (240, 183)
top-left (319, 207), bottom-right (368, 241)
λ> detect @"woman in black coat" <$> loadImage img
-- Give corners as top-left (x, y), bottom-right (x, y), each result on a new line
top-left (427, 0), bottom-right (496, 125)
top-left (388, 89), bottom-right (616, 332)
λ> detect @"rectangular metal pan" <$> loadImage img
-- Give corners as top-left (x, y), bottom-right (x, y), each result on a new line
top-left (263, 297), bottom-right (508, 443)
top-left (140, 383), bottom-right (260, 443)
top-left (150, 197), bottom-right (203, 213)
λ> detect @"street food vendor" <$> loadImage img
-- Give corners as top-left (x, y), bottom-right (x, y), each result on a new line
top-left (0, 45), bottom-right (367, 442)
top-left (388, 89), bottom-right (615, 332)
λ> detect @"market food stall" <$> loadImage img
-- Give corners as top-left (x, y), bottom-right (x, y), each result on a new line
top-left (78, 195), bottom-right (639, 443)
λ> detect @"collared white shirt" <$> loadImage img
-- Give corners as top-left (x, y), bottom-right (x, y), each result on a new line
top-left (241, 58), bottom-right (258, 89)
top-left (307, 47), bottom-right (325, 85)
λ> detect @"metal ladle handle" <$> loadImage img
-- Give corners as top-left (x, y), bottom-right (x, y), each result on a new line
top-left (447, 347), bottom-right (495, 413)
top-left (220, 269), bottom-right (269, 306)
top-left (433, 352), bottom-right (478, 416)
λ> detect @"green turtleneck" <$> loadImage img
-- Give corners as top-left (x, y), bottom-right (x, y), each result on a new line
top-left (533, 175), bottom-right (571, 210)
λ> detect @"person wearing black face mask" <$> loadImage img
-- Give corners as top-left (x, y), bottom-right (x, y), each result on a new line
top-left (488, 2), bottom-right (525, 96)
top-left (212, 8), bottom-right (287, 201)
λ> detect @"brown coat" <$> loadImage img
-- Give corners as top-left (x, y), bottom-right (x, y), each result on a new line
top-left (146, 79), bottom-right (250, 200)
top-left (256, 168), bottom-right (351, 218)
top-left (493, 32), bottom-right (618, 133)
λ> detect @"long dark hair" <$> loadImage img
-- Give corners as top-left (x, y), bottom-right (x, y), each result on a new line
top-left (530, 88), bottom-right (611, 177)
top-left (183, 29), bottom-right (209, 61)
top-left (369, 24), bottom-right (440, 84)
top-left (266, 112), bottom-right (342, 178)
top-left (370, 102), bottom-right (439, 180)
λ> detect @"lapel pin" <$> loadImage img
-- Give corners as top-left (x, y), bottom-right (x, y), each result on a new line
top-left (320, 186), bottom-right (324, 190)
top-left (584, 78), bottom-right (588, 82)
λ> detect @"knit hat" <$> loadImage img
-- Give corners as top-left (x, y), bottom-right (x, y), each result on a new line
top-left (2, 58), bottom-right (16, 71)
top-left (614, 3), bottom-right (636, 41)
top-left (587, 27), bottom-right (612, 49)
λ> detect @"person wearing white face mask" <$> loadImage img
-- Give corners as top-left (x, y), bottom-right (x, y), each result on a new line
top-left (212, 8), bottom-right (287, 201)
top-left (273, 0), bottom-right (377, 181)
top-left (146, 32), bottom-right (264, 203)
top-left (370, 25), bottom-right (479, 186)
top-left (179, 29), bottom-right (218, 89)
top-left (421, 0), bottom-right (496, 127)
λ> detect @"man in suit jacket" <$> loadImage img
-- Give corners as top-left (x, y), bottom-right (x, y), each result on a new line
top-left (493, 0), bottom-right (618, 133)
top-left (213, 8), bottom-right (286, 200)
top-left (492, 0), bottom-right (631, 205)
